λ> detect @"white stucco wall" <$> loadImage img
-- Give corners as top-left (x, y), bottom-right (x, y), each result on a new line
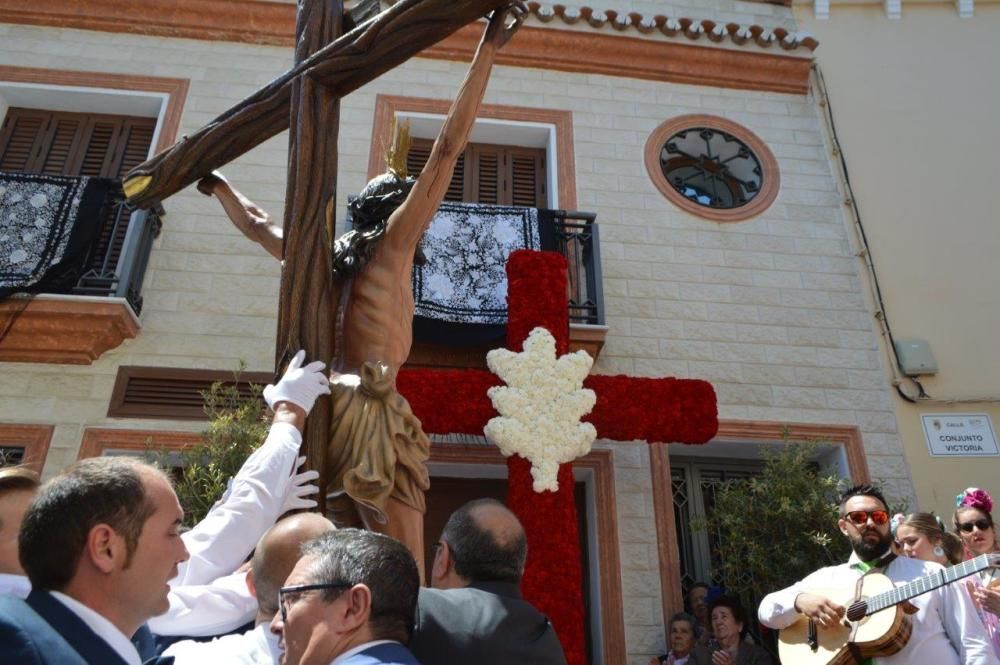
top-left (796, 3), bottom-right (1000, 518)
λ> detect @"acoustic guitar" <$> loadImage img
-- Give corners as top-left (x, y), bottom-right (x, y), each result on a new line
top-left (778, 552), bottom-right (1000, 665)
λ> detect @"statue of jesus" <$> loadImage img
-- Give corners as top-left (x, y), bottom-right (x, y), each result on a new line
top-left (196, 4), bottom-right (525, 576)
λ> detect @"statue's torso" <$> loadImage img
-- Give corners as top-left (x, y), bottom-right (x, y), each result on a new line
top-left (340, 245), bottom-right (414, 377)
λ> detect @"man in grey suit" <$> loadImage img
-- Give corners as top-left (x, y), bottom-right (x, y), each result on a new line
top-left (409, 498), bottom-right (567, 665)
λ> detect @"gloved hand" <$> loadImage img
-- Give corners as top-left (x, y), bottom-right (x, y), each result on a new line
top-left (263, 350), bottom-right (331, 414)
top-left (282, 456), bottom-right (320, 513)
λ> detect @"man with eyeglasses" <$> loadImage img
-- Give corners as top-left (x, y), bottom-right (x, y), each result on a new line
top-left (758, 484), bottom-right (998, 664)
top-left (408, 498), bottom-right (566, 665)
top-left (162, 512), bottom-right (335, 664)
top-left (270, 529), bottom-right (421, 665)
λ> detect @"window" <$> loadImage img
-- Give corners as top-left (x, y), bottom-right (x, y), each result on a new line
top-left (644, 114), bottom-right (779, 222)
top-left (0, 424), bottom-right (53, 472)
top-left (0, 108), bottom-right (155, 178)
top-left (406, 138), bottom-right (547, 207)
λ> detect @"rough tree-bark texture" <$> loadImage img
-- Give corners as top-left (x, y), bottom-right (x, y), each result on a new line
top-left (122, 0), bottom-right (508, 208)
top-left (276, 0), bottom-right (342, 498)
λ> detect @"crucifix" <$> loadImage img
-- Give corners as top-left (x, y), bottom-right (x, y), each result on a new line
top-left (122, 0), bottom-right (522, 576)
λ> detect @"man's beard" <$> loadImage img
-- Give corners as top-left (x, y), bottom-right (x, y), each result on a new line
top-left (850, 528), bottom-right (892, 561)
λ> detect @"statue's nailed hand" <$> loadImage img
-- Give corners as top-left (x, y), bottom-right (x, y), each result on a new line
top-left (486, 1), bottom-right (527, 49)
top-left (281, 455), bottom-right (320, 513)
top-left (263, 349), bottom-right (331, 414)
top-left (196, 170), bottom-right (228, 197)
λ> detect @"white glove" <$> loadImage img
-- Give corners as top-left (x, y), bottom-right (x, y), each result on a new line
top-left (263, 350), bottom-right (331, 414)
top-left (282, 456), bottom-right (320, 513)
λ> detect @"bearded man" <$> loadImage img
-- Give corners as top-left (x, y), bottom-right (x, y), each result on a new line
top-left (758, 484), bottom-right (997, 665)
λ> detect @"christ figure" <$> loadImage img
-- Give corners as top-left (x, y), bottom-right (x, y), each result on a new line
top-left (197, 4), bottom-right (525, 575)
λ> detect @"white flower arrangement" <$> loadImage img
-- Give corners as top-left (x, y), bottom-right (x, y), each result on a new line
top-left (484, 327), bottom-right (597, 492)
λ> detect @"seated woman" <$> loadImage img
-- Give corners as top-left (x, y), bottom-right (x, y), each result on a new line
top-left (689, 596), bottom-right (774, 665)
top-left (895, 512), bottom-right (964, 565)
top-left (650, 612), bottom-right (700, 665)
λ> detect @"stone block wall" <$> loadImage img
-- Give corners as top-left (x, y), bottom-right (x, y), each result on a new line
top-left (0, 18), bottom-right (906, 664)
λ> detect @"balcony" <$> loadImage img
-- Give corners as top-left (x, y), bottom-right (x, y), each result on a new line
top-left (403, 203), bottom-right (607, 368)
top-left (0, 174), bottom-right (161, 364)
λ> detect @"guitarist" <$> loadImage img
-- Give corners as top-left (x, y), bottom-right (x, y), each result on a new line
top-left (757, 484), bottom-right (998, 664)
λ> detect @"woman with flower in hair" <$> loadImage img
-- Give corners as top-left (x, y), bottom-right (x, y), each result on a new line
top-left (955, 487), bottom-right (1000, 656)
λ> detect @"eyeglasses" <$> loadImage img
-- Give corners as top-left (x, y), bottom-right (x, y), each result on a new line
top-left (845, 510), bottom-right (889, 526)
top-left (958, 519), bottom-right (993, 533)
top-left (278, 583), bottom-right (351, 622)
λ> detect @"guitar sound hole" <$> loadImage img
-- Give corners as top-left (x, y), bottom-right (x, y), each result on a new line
top-left (846, 601), bottom-right (868, 622)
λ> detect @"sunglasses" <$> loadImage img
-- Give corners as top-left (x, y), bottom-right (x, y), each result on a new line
top-left (958, 519), bottom-right (993, 533)
top-left (278, 582), bottom-right (351, 622)
top-left (845, 510), bottom-right (889, 526)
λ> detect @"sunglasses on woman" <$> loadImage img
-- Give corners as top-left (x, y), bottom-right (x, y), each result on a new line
top-left (844, 510), bottom-right (889, 526)
top-left (958, 519), bottom-right (992, 533)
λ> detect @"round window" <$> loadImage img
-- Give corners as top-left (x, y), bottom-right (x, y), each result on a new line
top-left (645, 115), bottom-right (779, 222)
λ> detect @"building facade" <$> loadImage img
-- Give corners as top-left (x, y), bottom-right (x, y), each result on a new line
top-left (1, 0), bottom-right (973, 661)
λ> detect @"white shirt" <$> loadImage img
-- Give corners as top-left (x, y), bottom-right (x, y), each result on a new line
top-left (50, 590), bottom-right (142, 665)
top-left (0, 573), bottom-right (30, 598)
top-left (174, 422), bottom-right (303, 587)
top-left (163, 622), bottom-right (281, 665)
top-left (330, 640), bottom-right (399, 665)
top-left (758, 552), bottom-right (999, 665)
top-left (152, 422), bottom-right (301, 638)
top-left (149, 570), bottom-right (256, 637)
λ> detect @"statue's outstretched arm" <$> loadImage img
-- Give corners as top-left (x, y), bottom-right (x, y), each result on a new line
top-left (197, 171), bottom-right (283, 261)
top-left (385, 3), bottom-right (526, 252)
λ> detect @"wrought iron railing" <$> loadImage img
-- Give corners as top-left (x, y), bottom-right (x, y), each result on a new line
top-left (542, 210), bottom-right (604, 326)
top-left (71, 182), bottom-right (162, 314)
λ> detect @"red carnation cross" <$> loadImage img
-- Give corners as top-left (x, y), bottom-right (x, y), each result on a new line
top-left (397, 249), bottom-right (718, 664)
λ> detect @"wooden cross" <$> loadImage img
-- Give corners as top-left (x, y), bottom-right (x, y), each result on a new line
top-left (121, 0), bottom-right (508, 495)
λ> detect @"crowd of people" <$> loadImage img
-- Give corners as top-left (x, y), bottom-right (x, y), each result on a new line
top-left (2, 351), bottom-right (1000, 665)
top-left (651, 484), bottom-right (1000, 665)
top-left (0, 352), bottom-right (567, 665)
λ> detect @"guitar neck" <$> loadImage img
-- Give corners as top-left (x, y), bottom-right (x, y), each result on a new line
top-left (865, 553), bottom-right (994, 614)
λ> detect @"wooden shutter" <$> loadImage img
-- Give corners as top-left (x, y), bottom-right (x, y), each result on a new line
top-left (0, 109), bottom-right (50, 172)
top-left (0, 108), bottom-right (155, 178)
top-left (509, 147), bottom-right (546, 207)
top-left (405, 137), bottom-right (546, 207)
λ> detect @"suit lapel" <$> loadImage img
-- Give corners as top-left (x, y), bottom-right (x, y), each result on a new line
top-left (26, 591), bottom-right (131, 665)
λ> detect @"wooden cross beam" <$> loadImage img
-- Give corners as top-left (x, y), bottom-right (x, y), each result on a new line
top-left (121, 0), bottom-right (508, 208)
top-left (120, 0), bottom-right (509, 502)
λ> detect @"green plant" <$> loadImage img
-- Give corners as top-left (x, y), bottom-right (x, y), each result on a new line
top-left (152, 365), bottom-right (270, 527)
top-left (697, 441), bottom-right (851, 599)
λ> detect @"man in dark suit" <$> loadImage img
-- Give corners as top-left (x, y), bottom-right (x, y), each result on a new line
top-left (0, 456), bottom-right (190, 665)
top-left (269, 528), bottom-right (422, 665)
top-left (409, 498), bottom-right (567, 665)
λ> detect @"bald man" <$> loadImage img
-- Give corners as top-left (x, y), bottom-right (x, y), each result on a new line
top-left (410, 498), bottom-right (567, 665)
top-left (164, 513), bottom-right (335, 664)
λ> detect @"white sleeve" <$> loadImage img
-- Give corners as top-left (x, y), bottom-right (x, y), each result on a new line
top-left (758, 567), bottom-right (837, 630)
top-left (150, 571), bottom-right (256, 637)
top-left (939, 581), bottom-right (1000, 665)
top-left (173, 422), bottom-right (302, 587)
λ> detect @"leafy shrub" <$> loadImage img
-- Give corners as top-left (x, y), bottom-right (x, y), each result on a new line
top-left (152, 367), bottom-right (270, 527)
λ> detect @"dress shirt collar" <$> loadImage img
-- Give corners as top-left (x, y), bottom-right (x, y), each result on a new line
top-left (50, 590), bottom-right (142, 665)
top-left (330, 639), bottom-right (398, 665)
top-left (0, 572), bottom-right (31, 598)
top-left (847, 547), bottom-right (895, 571)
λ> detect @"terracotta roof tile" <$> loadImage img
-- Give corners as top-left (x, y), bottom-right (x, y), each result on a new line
top-left (525, 2), bottom-right (818, 51)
